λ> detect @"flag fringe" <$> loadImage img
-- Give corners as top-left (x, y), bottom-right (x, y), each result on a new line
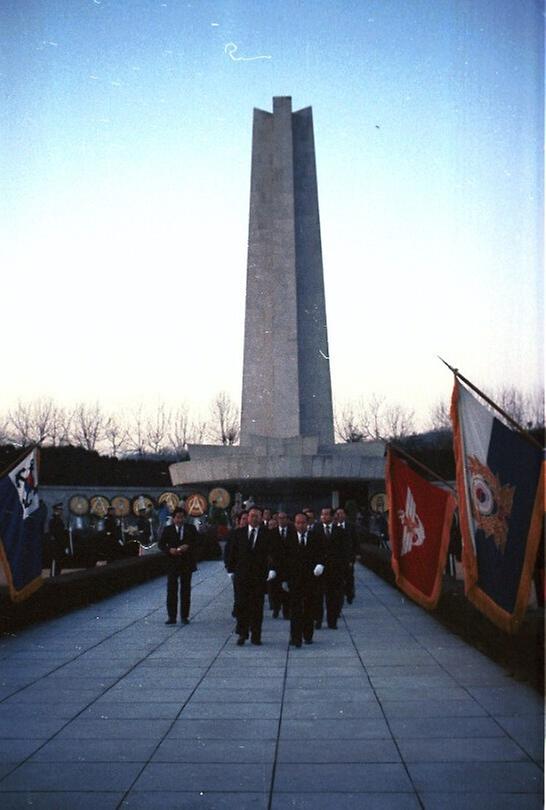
top-left (0, 540), bottom-right (43, 603)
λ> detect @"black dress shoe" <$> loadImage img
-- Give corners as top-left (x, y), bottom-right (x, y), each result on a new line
top-left (272, 610), bottom-right (279, 618)
top-left (294, 641), bottom-right (302, 648)
top-left (304, 638), bottom-right (313, 645)
top-left (251, 638), bottom-right (262, 646)
top-left (236, 636), bottom-right (246, 646)
top-left (165, 619), bottom-right (176, 625)
top-left (328, 623), bottom-right (337, 629)
top-left (181, 618), bottom-right (190, 625)
top-left (315, 621), bottom-right (322, 630)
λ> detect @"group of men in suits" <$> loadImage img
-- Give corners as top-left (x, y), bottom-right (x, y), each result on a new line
top-left (226, 505), bottom-right (358, 648)
top-left (158, 504), bottom-right (359, 648)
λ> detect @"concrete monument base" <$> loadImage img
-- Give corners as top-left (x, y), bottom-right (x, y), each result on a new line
top-left (169, 436), bottom-right (385, 512)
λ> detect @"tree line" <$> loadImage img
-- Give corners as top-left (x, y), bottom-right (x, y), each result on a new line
top-left (1, 385), bottom-right (542, 457)
top-left (0, 392), bottom-right (240, 457)
top-left (334, 386), bottom-right (544, 444)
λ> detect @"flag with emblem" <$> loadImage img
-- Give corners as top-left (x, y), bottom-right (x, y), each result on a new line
top-left (0, 448), bottom-right (44, 601)
top-left (451, 379), bottom-right (544, 632)
top-left (386, 447), bottom-right (456, 609)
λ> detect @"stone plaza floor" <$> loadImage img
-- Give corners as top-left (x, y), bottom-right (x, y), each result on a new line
top-left (0, 560), bottom-right (543, 809)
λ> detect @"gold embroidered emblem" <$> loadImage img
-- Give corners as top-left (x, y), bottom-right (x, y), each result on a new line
top-left (467, 455), bottom-right (515, 553)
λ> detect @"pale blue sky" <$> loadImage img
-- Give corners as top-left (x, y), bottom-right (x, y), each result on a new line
top-left (1, 0), bottom-right (543, 425)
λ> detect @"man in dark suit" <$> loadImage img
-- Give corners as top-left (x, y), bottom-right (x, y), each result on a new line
top-left (159, 507), bottom-right (198, 624)
top-left (49, 502), bottom-right (68, 577)
top-left (312, 506), bottom-right (350, 629)
top-left (224, 511), bottom-right (248, 618)
top-left (269, 511), bottom-right (291, 619)
top-left (227, 506), bottom-right (277, 646)
top-left (335, 507), bottom-right (359, 604)
top-left (281, 512), bottom-right (325, 647)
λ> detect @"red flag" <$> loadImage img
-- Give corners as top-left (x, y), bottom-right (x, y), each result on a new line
top-left (386, 447), bottom-right (456, 609)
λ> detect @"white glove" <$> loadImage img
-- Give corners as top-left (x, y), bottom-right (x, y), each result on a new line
top-left (266, 570), bottom-right (276, 582)
top-left (313, 564), bottom-right (324, 577)
top-left (228, 572), bottom-right (235, 580)
top-left (281, 581), bottom-right (289, 592)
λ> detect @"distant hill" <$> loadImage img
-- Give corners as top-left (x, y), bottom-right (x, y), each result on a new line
top-left (0, 445), bottom-right (186, 487)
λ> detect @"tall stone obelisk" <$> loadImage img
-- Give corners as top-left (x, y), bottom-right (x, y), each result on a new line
top-left (169, 97), bottom-right (386, 510)
top-left (240, 97), bottom-right (335, 447)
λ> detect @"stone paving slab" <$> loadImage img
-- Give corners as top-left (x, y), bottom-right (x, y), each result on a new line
top-left (120, 792), bottom-right (268, 810)
top-left (0, 793), bottom-right (124, 810)
top-left (0, 560), bottom-right (542, 807)
top-left (270, 794), bottom-right (421, 810)
top-left (0, 762), bottom-right (142, 791)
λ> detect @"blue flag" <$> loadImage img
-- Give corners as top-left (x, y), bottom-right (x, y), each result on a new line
top-left (0, 448), bottom-right (43, 601)
top-left (451, 381), bottom-right (544, 632)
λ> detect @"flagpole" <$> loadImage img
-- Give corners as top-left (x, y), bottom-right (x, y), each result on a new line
top-left (386, 440), bottom-right (457, 494)
top-left (438, 357), bottom-right (543, 450)
top-left (0, 444), bottom-right (41, 477)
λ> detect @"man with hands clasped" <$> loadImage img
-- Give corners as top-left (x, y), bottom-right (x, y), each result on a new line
top-left (227, 506), bottom-right (277, 646)
top-left (159, 507), bottom-right (198, 625)
top-left (281, 512), bottom-right (325, 648)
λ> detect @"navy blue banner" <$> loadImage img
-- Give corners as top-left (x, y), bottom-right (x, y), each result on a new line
top-left (0, 449), bottom-right (43, 601)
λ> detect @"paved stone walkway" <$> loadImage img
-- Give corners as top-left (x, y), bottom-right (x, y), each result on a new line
top-left (0, 561), bottom-right (543, 809)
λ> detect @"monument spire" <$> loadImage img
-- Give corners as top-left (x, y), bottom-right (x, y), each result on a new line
top-left (240, 96), bottom-right (334, 447)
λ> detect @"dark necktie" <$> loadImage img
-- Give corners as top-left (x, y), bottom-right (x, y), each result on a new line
top-left (177, 526), bottom-right (181, 541)
top-left (325, 525), bottom-right (330, 537)
top-left (249, 529), bottom-right (256, 549)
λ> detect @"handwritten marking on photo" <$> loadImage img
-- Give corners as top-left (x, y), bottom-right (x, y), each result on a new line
top-left (224, 42), bottom-right (271, 62)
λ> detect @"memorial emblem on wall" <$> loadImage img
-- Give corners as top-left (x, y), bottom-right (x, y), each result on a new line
top-left (208, 487), bottom-right (230, 508)
top-left (132, 495), bottom-right (154, 516)
top-left (111, 496), bottom-right (131, 517)
top-left (185, 493), bottom-right (208, 517)
top-left (89, 495), bottom-right (111, 517)
top-left (158, 492), bottom-right (180, 512)
top-left (69, 495), bottom-right (89, 516)
top-left (370, 492), bottom-right (387, 513)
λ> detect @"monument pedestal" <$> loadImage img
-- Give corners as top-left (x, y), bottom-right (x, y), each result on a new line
top-left (169, 437), bottom-right (385, 513)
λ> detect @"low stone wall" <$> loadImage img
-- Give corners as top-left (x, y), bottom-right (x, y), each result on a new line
top-left (0, 555), bottom-right (168, 634)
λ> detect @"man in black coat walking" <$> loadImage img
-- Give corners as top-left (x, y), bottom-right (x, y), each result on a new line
top-left (312, 506), bottom-right (351, 629)
top-left (159, 507), bottom-right (198, 624)
top-left (281, 512), bottom-right (325, 647)
top-left (227, 506), bottom-right (277, 646)
top-left (335, 507), bottom-right (359, 604)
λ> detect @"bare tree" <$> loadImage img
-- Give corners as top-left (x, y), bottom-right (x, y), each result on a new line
top-left (190, 417), bottom-right (209, 445)
top-left (71, 402), bottom-right (105, 451)
top-left (8, 401), bottom-right (36, 445)
top-left (53, 406), bottom-right (73, 446)
top-left (358, 394), bottom-right (387, 440)
top-left (127, 406), bottom-right (147, 456)
top-left (169, 403), bottom-right (191, 452)
top-left (104, 413), bottom-right (129, 457)
top-left (0, 411), bottom-right (12, 443)
top-left (8, 399), bottom-right (57, 445)
top-left (428, 399), bottom-right (451, 432)
top-left (382, 403), bottom-right (416, 441)
top-left (334, 395), bottom-right (416, 442)
top-left (334, 403), bottom-right (364, 442)
top-left (526, 388), bottom-right (545, 430)
top-left (146, 402), bottom-right (170, 454)
top-left (494, 385), bottom-right (528, 426)
top-left (209, 391), bottom-right (240, 445)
